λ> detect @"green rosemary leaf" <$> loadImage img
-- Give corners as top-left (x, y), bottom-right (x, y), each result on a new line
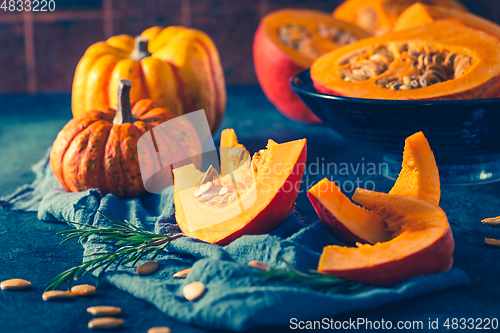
top-left (254, 257), bottom-right (366, 294)
top-left (45, 213), bottom-right (181, 291)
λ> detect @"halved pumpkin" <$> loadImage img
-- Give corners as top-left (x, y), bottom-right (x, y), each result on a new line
top-left (253, 9), bottom-right (370, 124)
top-left (318, 188), bottom-right (454, 286)
top-left (173, 129), bottom-right (306, 245)
top-left (393, 3), bottom-right (500, 38)
top-left (389, 131), bottom-right (440, 205)
top-left (311, 19), bottom-right (500, 100)
top-left (308, 179), bottom-right (391, 244)
top-left (333, 0), bottom-right (468, 36)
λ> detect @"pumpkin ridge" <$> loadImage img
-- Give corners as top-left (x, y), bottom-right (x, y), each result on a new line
top-left (50, 117), bottom-right (101, 191)
top-left (192, 36), bottom-right (226, 130)
top-left (119, 123), bottom-right (143, 197)
top-left (61, 124), bottom-right (95, 192)
top-left (72, 42), bottom-right (128, 117)
top-left (139, 57), bottom-right (182, 116)
top-left (77, 121), bottom-right (112, 192)
top-left (103, 125), bottom-right (125, 197)
top-left (84, 54), bottom-right (122, 111)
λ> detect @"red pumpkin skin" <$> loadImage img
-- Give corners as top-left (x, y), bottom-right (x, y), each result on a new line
top-left (216, 143), bottom-right (307, 245)
top-left (308, 193), bottom-right (372, 245)
top-left (253, 25), bottom-right (321, 124)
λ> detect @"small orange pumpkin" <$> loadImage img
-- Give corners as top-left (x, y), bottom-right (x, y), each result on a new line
top-left (51, 79), bottom-right (201, 198)
top-left (72, 26), bottom-right (226, 132)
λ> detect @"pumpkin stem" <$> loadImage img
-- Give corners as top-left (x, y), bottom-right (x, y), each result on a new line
top-left (113, 79), bottom-right (133, 125)
top-left (130, 35), bottom-right (152, 61)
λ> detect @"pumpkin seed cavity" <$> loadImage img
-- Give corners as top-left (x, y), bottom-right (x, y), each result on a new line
top-left (338, 43), bottom-right (473, 90)
top-left (193, 147), bottom-right (255, 208)
top-left (278, 23), bottom-right (358, 60)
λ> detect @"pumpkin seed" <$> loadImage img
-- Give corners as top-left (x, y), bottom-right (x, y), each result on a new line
top-left (42, 290), bottom-right (74, 301)
top-left (88, 317), bottom-right (124, 330)
top-left (199, 165), bottom-right (218, 185)
top-left (248, 260), bottom-right (270, 271)
top-left (482, 216), bottom-right (500, 226)
top-left (1, 278), bottom-right (32, 290)
top-left (199, 191), bottom-right (219, 203)
top-left (340, 43), bottom-right (472, 90)
top-left (148, 327), bottom-right (172, 333)
top-left (317, 22), bottom-right (358, 46)
top-left (194, 182), bottom-right (213, 198)
top-left (485, 238), bottom-right (500, 248)
top-left (70, 284), bottom-right (96, 296)
top-left (173, 268), bottom-right (191, 278)
top-left (136, 260), bottom-right (159, 276)
top-left (278, 24), bottom-right (321, 59)
top-left (183, 281), bottom-right (206, 301)
top-left (87, 306), bottom-right (122, 317)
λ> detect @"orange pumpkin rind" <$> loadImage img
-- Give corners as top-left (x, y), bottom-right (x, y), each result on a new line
top-left (308, 179), bottom-right (391, 245)
top-left (253, 9), bottom-right (370, 124)
top-left (318, 189), bottom-right (454, 286)
top-left (173, 130), bottom-right (307, 245)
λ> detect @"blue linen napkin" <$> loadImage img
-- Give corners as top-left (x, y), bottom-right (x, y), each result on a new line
top-left (1, 153), bottom-right (470, 332)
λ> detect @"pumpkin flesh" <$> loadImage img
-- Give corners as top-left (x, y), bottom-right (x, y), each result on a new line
top-left (393, 3), bottom-right (500, 38)
top-left (318, 189), bottom-right (454, 286)
top-left (333, 0), bottom-right (468, 36)
top-left (174, 130), bottom-right (307, 245)
top-left (311, 19), bottom-right (500, 100)
top-left (253, 9), bottom-right (370, 124)
top-left (389, 131), bottom-right (440, 205)
top-left (308, 178), bottom-right (391, 244)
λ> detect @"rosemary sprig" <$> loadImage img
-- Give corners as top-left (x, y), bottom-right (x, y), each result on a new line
top-left (255, 257), bottom-right (367, 293)
top-left (46, 211), bottom-right (182, 291)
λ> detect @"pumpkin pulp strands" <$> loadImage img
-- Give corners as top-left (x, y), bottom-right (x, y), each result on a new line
top-left (45, 210), bottom-right (182, 291)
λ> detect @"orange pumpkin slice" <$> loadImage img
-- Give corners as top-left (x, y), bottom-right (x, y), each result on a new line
top-left (393, 3), bottom-right (500, 38)
top-left (389, 131), bottom-right (440, 205)
top-left (308, 179), bottom-right (391, 244)
top-left (173, 130), bottom-right (306, 245)
top-left (333, 0), bottom-right (468, 36)
top-left (318, 188), bottom-right (454, 286)
top-left (311, 19), bottom-right (500, 100)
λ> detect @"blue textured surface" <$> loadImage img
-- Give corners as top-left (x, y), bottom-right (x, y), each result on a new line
top-left (4, 132), bottom-right (468, 331)
top-left (1, 88), bottom-right (500, 333)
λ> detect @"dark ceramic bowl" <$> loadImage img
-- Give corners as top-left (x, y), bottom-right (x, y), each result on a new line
top-left (291, 69), bottom-right (500, 184)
